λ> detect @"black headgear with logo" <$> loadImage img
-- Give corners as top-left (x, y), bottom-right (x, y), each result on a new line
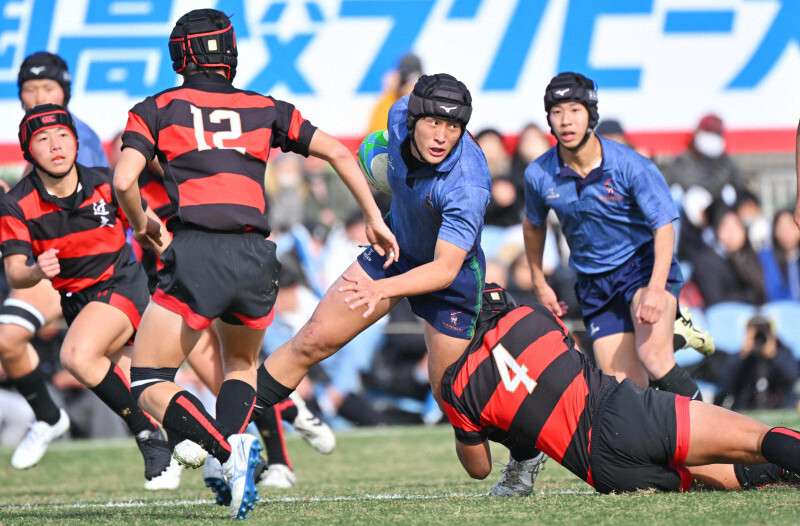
top-left (544, 72), bottom-right (599, 148)
top-left (169, 9), bottom-right (238, 81)
top-left (18, 104), bottom-right (78, 171)
top-left (18, 52), bottom-right (72, 106)
top-left (406, 73), bottom-right (472, 135)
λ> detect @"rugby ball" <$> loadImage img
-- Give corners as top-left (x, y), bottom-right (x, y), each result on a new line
top-left (357, 130), bottom-right (391, 195)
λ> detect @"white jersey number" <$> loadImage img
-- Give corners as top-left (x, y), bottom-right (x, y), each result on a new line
top-left (189, 105), bottom-right (246, 154)
top-left (492, 344), bottom-right (537, 394)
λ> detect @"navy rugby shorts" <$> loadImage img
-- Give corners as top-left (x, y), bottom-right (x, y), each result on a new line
top-left (357, 245), bottom-right (484, 340)
top-left (576, 240), bottom-right (683, 340)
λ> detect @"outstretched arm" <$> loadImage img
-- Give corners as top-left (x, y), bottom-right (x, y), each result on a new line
top-left (308, 129), bottom-right (398, 264)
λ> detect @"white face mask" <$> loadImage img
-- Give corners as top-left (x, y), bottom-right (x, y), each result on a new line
top-left (693, 130), bottom-right (725, 159)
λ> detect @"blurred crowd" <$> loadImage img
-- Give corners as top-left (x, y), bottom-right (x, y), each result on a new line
top-left (2, 54), bottom-right (799, 446)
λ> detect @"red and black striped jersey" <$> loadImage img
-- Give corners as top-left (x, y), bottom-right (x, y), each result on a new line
top-left (0, 165), bottom-right (136, 293)
top-left (121, 73), bottom-right (317, 235)
top-left (441, 304), bottom-right (616, 485)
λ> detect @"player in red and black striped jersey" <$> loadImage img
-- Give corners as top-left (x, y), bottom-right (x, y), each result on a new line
top-left (0, 104), bottom-right (174, 481)
top-left (443, 285), bottom-right (800, 493)
top-left (113, 9), bottom-right (393, 518)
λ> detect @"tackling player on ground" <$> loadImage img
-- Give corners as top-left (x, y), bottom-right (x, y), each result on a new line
top-left (443, 284), bottom-right (800, 493)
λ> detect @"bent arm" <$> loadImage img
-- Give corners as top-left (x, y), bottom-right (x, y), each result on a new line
top-left (4, 253), bottom-right (48, 289)
top-left (455, 439), bottom-right (492, 479)
top-left (112, 147), bottom-right (149, 235)
top-left (379, 238), bottom-right (468, 298)
top-left (308, 129), bottom-right (384, 225)
top-left (308, 129), bottom-right (397, 258)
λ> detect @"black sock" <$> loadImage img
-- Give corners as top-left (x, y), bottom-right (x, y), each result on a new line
top-left (734, 463), bottom-right (785, 489)
top-left (89, 362), bottom-right (156, 435)
top-left (279, 397), bottom-right (298, 423)
top-left (254, 364), bottom-right (294, 420)
top-left (253, 406), bottom-right (290, 467)
top-left (761, 427), bottom-right (800, 474)
top-left (163, 390), bottom-right (231, 463)
top-left (8, 365), bottom-right (61, 425)
top-left (651, 364), bottom-right (703, 401)
top-left (337, 393), bottom-right (389, 426)
top-left (216, 379), bottom-right (256, 436)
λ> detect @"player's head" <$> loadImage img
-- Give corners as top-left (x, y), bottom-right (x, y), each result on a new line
top-left (17, 52), bottom-right (72, 109)
top-left (169, 9), bottom-right (238, 81)
top-left (406, 73), bottom-right (472, 164)
top-left (543, 72), bottom-right (599, 150)
top-left (18, 104), bottom-right (79, 178)
top-left (479, 283), bottom-right (518, 323)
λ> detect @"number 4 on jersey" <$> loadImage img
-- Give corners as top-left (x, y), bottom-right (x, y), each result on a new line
top-left (492, 344), bottom-right (537, 394)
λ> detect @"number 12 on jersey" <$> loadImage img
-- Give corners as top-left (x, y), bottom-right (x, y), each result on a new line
top-left (189, 104), bottom-right (246, 154)
top-left (492, 344), bottom-right (537, 394)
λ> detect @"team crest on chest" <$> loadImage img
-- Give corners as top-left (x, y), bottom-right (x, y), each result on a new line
top-left (93, 199), bottom-right (113, 227)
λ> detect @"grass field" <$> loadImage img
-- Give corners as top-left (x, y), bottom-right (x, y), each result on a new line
top-left (2, 410), bottom-right (800, 525)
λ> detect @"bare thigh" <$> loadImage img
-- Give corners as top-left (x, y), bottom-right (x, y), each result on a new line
top-left (264, 261), bottom-right (402, 388)
top-left (686, 400), bottom-right (769, 466)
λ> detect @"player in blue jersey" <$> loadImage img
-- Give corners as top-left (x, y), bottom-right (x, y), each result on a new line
top-left (257, 73), bottom-right (491, 418)
top-left (523, 72), bottom-right (702, 398)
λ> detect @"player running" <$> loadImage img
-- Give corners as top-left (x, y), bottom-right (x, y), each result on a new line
top-left (0, 104), bottom-right (173, 482)
top-left (253, 73), bottom-right (491, 432)
top-left (113, 9), bottom-right (392, 519)
top-left (1, 51), bottom-right (110, 470)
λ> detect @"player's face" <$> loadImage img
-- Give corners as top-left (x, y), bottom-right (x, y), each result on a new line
top-left (30, 127), bottom-right (77, 178)
top-left (549, 102), bottom-right (590, 148)
top-left (20, 79), bottom-right (65, 109)
top-left (412, 117), bottom-right (462, 164)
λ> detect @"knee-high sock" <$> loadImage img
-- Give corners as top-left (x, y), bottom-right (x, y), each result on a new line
top-left (89, 362), bottom-right (157, 434)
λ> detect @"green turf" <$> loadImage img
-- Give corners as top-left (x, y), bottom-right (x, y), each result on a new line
top-left (1, 410), bottom-right (799, 525)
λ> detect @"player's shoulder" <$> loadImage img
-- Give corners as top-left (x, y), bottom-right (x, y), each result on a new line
top-left (600, 136), bottom-right (656, 172)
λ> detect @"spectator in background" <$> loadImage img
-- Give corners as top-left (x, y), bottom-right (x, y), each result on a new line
top-left (734, 190), bottom-right (770, 253)
top-left (509, 123), bottom-right (551, 185)
top-left (476, 128), bottom-right (522, 228)
top-left (689, 203), bottom-right (766, 308)
top-left (714, 314), bottom-right (799, 410)
top-left (302, 155), bottom-right (360, 232)
top-left (663, 114), bottom-right (746, 206)
top-left (794, 118), bottom-right (800, 230)
top-left (595, 118), bottom-right (652, 159)
top-left (759, 209), bottom-right (800, 301)
top-left (367, 53), bottom-right (423, 132)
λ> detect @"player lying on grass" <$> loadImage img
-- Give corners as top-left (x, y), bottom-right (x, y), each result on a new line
top-left (442, 285), bottom-right (800, 493)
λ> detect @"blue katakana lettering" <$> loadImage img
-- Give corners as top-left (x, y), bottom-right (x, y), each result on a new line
top-left (339, 0), bottom-right (435, 93)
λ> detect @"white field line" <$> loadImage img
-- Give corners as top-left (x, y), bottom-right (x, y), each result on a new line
top-left (1, 489), bottom-right (596, 511)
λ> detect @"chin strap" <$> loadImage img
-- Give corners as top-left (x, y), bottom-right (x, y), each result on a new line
top-left (559, 128), bottom-right (594, 153)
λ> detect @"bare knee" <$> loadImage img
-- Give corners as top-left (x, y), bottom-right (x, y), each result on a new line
top-left (291, 320), bottom-right (342, 365)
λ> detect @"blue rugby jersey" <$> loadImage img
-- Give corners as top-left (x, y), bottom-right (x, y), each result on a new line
top-left (523, 136), bottom-right (678, 275)
top-left (385, 95), bottom-right (491, 264)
